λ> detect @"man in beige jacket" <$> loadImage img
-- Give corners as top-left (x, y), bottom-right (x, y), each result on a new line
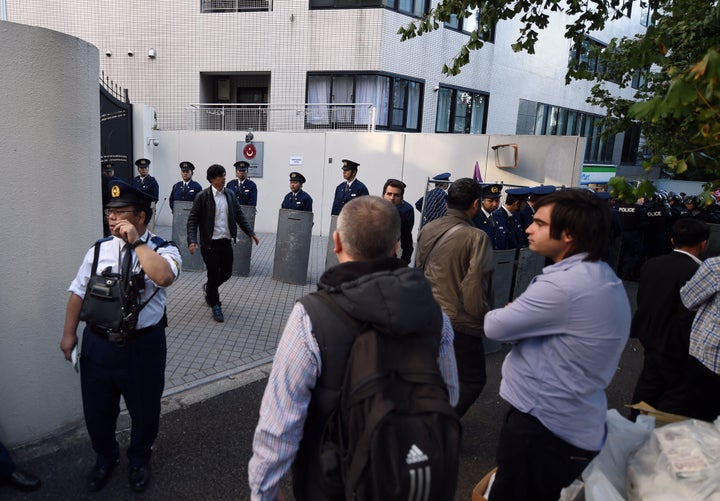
top-left (416, 178), bottom-right (494, 417)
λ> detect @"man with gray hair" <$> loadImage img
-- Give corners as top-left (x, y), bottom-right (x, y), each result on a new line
top-left (416, 177), bottom-right (494, 417)
top-left (248, 196), bottom-right (458, 500)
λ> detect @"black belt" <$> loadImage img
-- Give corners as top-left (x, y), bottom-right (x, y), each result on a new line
top-left (90, 323), bottom-right (157, 342)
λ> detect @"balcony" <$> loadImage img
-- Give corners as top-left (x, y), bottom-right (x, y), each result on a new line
top-left (201, 0), bottom-right (271, 12)
top-left (184, 103), bottom-right (377, 132)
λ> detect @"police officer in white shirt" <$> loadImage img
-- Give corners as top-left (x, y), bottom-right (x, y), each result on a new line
top-left (61, 179), bottom-right (181, 494)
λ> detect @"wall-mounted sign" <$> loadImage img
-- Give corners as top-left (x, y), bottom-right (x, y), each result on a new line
top-left (290, 156), bottom-right (303, 166)
top-left (237, 141), bottom-right (264, 178)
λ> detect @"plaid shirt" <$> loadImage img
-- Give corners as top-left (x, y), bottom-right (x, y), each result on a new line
top-left (681, 256), bottom-right (720, 374)
top-left (248, 303), bottom-right (459, 501)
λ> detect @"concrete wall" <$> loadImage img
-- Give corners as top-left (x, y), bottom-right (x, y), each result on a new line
top-left (138, 108), bottom-right (583, 237)
top-left (0, 22), bottom-right (100, 446)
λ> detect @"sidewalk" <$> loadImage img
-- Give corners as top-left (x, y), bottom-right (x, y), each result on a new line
top-left (157, 227), bottom-right (326, 396)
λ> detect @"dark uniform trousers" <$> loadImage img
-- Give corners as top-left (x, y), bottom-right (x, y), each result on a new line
top-left (80, 322), bottom-right (166, 468)
top-left (489, 407), bottom-right (598, 501)
top-left (200, 238), bottom-right (234, 306)
top-left (0, 442), bottom-right (16, 477)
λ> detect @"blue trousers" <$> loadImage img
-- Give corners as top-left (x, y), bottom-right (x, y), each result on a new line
top-left (80, 323), bottom-right (166, 468)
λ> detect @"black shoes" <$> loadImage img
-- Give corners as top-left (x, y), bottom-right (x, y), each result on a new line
top-left (87, 457), bottom-right (118, 492)
top-left (128, 465), bottom-right (151, 493)
top-left (211, 304), bottom-right (224, 322)
top-left (6, 469), bottom-right (41, 491)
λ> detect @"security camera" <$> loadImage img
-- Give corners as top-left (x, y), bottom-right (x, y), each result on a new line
top-left (127, 50), bottom-right (134, 57)
top-left (152, 138), bottom-right (160, 146)
top-left (433, 85), bottom-right (440, 92)
top-left (245, 129), bottom-right (254, 143)
top-left (105, 50), bottom-right (112, 57)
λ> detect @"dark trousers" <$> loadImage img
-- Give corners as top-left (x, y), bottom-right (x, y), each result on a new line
top-left (489, 407), bottom-right (598, 501)
top-left (200, 238), bottom-right (233, 306)
top-left (678, 356), bottom-right (720, 421)
top-left (631, 351), bottom-right (687, 418)
top-left (0, 442), bottom-right (16, 477)
top-left (453, 330), bottom-right (486, 418)
top-left (80, 323), bottom-right (167, 468)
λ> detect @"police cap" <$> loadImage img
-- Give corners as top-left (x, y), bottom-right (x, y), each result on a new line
top-left (482, 184), bottom-right (503, 199)
top-left (101, 161), bottom-right (114, 172)
top-left (530, 185), bottom-right (556, 196)
top-left (179, 161), bottom-right (195, 171)
top-left (234, 161), bottom-right (250, 171)
top-left (106, 179), bottom-right (157, 207)
top-left (341, 159), bottom-right (360, 171)
top-left (289, 172), bottom-right (306, 184)
top-left (505, 187), bottom-right (531, 196)
top-left (430, 172), bottom-right (452, 184)
top-left (595, 191), bottom-right (611, 200)
top-left (135, 158), bottom-right (151, 168)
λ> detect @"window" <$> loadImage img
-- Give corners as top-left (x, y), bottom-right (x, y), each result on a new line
top-left (631, 68), bottom-right (648, 90)
top-left (445, 6), bottom-right (496, 42)
top-left (435, 86), bottom-right (488, 134)
top-left (569, 37), bottom-right (617, 83)
top-left (640, 1), bottom-right (654, 26)
top-left (621, 123), bottom-right (643, 165)
top-left (306, 73), bottom-right (423, 131)
top-left (533, 102), bottom-right (616, 164)
top-left (310, 0), bottom-right (428, 16)
top-left (201, 0), bottom-right (270, 12)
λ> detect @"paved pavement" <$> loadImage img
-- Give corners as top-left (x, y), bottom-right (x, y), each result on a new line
top-left (1, 230), bottom-right (644, 500)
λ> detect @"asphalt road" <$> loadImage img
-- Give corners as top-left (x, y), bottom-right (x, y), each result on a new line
top-left (3, 284), bottom-right (642, 500)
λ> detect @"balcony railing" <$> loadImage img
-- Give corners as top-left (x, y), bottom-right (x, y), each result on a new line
top-left (184, 103), bottom-right (377, 132)
top-left (201, 0), bottom-right (271, 12)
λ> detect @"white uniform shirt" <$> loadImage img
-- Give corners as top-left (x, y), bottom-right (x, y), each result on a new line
top-left (68, 231), bottom-right (181, 329)
top-left (212, 186), bottom-right (231, 240)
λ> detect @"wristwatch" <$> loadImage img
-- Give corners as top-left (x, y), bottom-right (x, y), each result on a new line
top-left (130, 239), bottom-right (147, 250)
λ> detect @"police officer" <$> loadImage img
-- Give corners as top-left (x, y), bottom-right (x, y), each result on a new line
top-left (330, 159), bottom-right (369, 215)
top-left (518, 185), bottom-right (556, 231)
top-left (169, 161), bottom-right (202, 213)
top-left (616, 195), bottom-right (647, 280)
top-left (61, 179), bottom-right (181, 493)
top-left (101, 161), bottom-right (120, 237)
top-left (227, 160), bottom-right (258, 207)
top-left (642, 192), bottom-right (672, 259)
top-left (281, 172), bottom-right (313, 212)
top-left (472, 184), bottom-right (503, 246)
top-left (493, 187), bottom-right (530, 250)
top-left (132, 158), bottom-right (159, 199)
top-left (415, 172), bottom-right (451, 228)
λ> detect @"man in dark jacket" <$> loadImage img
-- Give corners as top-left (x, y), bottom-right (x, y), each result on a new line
top-left (382, 178), bottom-right (415, 264)
top-left (248, 196), bottom-right (458, 501)
top-left (187, 164), bottom-right (259, 322)
top-left (630, 218), bottom-right (710, 415)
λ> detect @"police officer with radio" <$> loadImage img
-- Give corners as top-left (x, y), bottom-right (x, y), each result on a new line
top-left (61, 179), bottom-right (181, 494)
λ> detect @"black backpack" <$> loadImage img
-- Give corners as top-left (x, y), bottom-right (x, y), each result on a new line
top-left (300, 290), bottom-right (461, 501)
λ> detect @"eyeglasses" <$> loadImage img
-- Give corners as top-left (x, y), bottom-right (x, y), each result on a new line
top-left (104, 208), bottom-right (135, 216)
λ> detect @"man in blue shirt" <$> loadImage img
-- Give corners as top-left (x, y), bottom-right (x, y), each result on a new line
top-left (281, 172), bottom-right (313, 212)
top-left (485, 188), bottom-right (631, 501)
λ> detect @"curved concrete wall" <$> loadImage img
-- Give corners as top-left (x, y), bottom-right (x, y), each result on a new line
top-left (0, 22), bottom-right (100, 446)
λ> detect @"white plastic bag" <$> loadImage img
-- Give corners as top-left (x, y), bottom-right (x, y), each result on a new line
top-left (582, 408), bottom-right (655, 500)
